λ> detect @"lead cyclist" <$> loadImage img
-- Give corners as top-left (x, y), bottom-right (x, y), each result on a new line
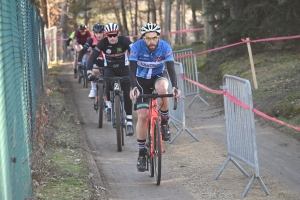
top-left (129, 22), bottom-right (181, 172)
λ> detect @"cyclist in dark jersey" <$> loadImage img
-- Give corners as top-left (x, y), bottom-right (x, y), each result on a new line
top-left (129, 22), bottom-right (181, 172)
top-left (73, 24), bottom-right (91, 78)
top-left (78, 23), bottom-right (106, 98)
top-left (87, 22), bottom-right (134, 136)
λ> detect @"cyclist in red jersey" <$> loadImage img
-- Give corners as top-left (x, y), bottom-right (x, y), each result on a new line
top-left (73, 24), bottom-right (91, 78)
top-left (77, 23), bottom-right (106, 98)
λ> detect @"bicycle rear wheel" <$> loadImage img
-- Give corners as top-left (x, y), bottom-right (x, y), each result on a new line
top-left (115, 95), bottom-right (123, 152)
top-left (78, 67), bottom-right (82, 83)
top-left (153, 118), bottom-right (161, 185)
top-left (98, 83), bottom-right (104, 128)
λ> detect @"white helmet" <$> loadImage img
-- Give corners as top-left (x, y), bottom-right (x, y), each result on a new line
top-left (140, 22), bottom-right (161, 35)
top-left (104, 23), bottom-right (119, 33)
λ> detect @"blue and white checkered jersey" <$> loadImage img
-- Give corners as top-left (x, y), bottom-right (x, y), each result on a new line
top-left (129, 39), bottom-right (174, 79)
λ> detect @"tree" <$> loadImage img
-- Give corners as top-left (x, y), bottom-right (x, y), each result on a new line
top-left (164, 0), bottom-right (172, 42)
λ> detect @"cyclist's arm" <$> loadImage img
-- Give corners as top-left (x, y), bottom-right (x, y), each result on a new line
top-left (87, 45), bottom-right (101, 71)
top-left (78, 38), bottom-right (93, 62)
top-left (166, 61), bottom-right (177, 88)
top-left (66, 38), bottom-right (72, 46)
top-left (129, 61), bottom-right (137, 88)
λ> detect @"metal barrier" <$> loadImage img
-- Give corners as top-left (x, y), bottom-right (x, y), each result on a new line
top-left (168, 62), bottom-right (199, 143)
top-left (214, 74), bottom-right (270, 197)
top-left (173, 48), bottom-right (209, 107)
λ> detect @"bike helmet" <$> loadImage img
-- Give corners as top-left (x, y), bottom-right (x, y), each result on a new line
top-left (93, 23), bottom-right (105, 33)
top-left (140, 22), bottom-right (161, 35)
top-left (78, 24), bottom-right (87, 30)
top-left (104, 22), bottom-right (119, 33)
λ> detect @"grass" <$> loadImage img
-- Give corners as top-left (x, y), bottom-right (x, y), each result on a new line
top-left (33, 65), bottom-right (91, 199)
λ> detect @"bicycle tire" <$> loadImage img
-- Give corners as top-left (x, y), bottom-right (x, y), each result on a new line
top-left (85, 73), bottom-right (88, 88)
top-left (115, 95), bottom-right (123, 152)
top-left (78, 68), bottom-right (82, 83)
top-left (98, 83), bottom-right (104, 128)
top-left (148, 121), bottom-right (154, 177)
top-left (153, 118), bottom-right (161, 185)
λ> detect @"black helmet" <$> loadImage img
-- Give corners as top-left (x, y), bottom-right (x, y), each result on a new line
top-left (78, 24), bottom-right (87, 30)
top-left (93, 23), bottom-right (105, 33)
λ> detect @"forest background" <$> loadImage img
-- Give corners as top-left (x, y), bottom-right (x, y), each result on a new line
top-left (32, 0), bottom-right (300, 134)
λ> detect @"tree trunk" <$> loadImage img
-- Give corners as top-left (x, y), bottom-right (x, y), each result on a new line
top-left (164, 0), bottom-right (171, 43)
top-left (120, 0), bottom-right (129, 35)
top-left (60, 0), bottom-right (68, 61)
top-left (150, 0), bottom-right (156, 22)
top-left (147, 0), bottom-right (150, 22)
top-left (40, 0), bottom-right (49, 27)
top-left (202, 0), bottom-right (215, 50)
top-left (181, 0), bottom-right (186, 44)
top-left (158, 0), bottom-right (163, 29)
top-left (191, 0), bottom-right (200, 41)
top-left (175, 0), bottom-right (181, 44)
top-left (135, 0), bottom-right (138, 37)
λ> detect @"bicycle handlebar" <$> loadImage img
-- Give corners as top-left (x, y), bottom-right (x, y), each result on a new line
top-left (135, 91), bottom-right (178, 110)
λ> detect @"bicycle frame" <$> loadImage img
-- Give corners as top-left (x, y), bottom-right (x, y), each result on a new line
top-left (147, 99), bottom-right (165, 158)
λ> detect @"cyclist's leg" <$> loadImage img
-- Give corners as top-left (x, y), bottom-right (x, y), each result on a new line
top-left (117, 66), bottom-right (134, 135)
top-left (154, 71), bottom-right (170, 141)
top-left (135, 77), bottom-right (153, 172)
top-left (73, 50), bottom-right (77, 78)
top-left (104, 67), bottom-right (115, 121)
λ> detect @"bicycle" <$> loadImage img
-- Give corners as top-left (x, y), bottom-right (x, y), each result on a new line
top-left (93, 66), bottom-right (106, 128)
top-left (104, 76), bottom-right (130, 152)
top-left (134, 90), bottom-right (178, 185)
top-left (78, 54), bottom-right (88, 88)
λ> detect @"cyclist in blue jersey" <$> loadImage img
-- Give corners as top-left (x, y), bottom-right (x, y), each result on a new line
top-left (129, 22), bottom-right (181, 172)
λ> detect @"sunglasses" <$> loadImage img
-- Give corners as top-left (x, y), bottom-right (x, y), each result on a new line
top-left (107, 33), bottom-right (118, 38)
top-left (144, 36), bottom-right (160, 41)
top-left (94, 31), bottom-right (104, 34)
top-left (79, 30), bottom-right (86, 33)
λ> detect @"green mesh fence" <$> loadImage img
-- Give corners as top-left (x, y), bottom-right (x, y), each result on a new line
top-left (0, 0), bottom-right (47, 199)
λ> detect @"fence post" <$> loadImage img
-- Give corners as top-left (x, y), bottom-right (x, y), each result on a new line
top-left (246, 38), bottom-right (258, 89)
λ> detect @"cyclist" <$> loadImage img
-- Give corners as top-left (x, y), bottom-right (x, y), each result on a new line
top-left (66, 31), bottom-right (75, 48)
top-left (129, 22), bottom-right (181, 172)
top-left (73, 24), bottom-right (91, 78)
top-left (87, 22), bottom-right (134, 136)
top-left (66, 31), bottom-right (75, 62)
top-left (78, 23), bottom-right (106, 98)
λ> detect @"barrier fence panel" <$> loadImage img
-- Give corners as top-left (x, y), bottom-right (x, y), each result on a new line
top-left (214, 74), bottom-right (270, 197)
top-left (44, 26), bottom-right (57, 64)
top-left (168, 62), bottom-right (199, 143)
top-left (173, 48), bottom-right (209, 107)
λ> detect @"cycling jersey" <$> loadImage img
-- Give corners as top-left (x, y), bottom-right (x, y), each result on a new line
top-left (93, 36), bottom-right (132, 68)
top-left (129, 39), bottom-right (174, 79)
top-left (87, 36), bottom-right (131, 71)
top-left (74, 30), bottom-right (91, 45)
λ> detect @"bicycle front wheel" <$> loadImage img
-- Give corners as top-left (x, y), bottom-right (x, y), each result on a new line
top-left (153, 118), bottom-right (161, 185)
top-left (98, 83), bottom-right (104, 128)
top-left (148, 120), bottom-right (154, 177)
top-left (115, 95), bottom-right (123, 152)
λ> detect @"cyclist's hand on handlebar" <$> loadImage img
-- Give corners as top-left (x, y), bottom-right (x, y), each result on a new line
top-left (130, 87), bottom-right (140, 101)
top-left (88, 75), bottom-right (96, 81)
top-left (172, 87), bottom-right (181, 98)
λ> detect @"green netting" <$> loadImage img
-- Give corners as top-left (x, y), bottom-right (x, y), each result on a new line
top-left (0, 0), bottom-right (47, 199)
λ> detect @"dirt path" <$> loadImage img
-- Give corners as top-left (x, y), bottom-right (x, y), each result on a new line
top-left (60, 64), bottom-right (300, 199)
